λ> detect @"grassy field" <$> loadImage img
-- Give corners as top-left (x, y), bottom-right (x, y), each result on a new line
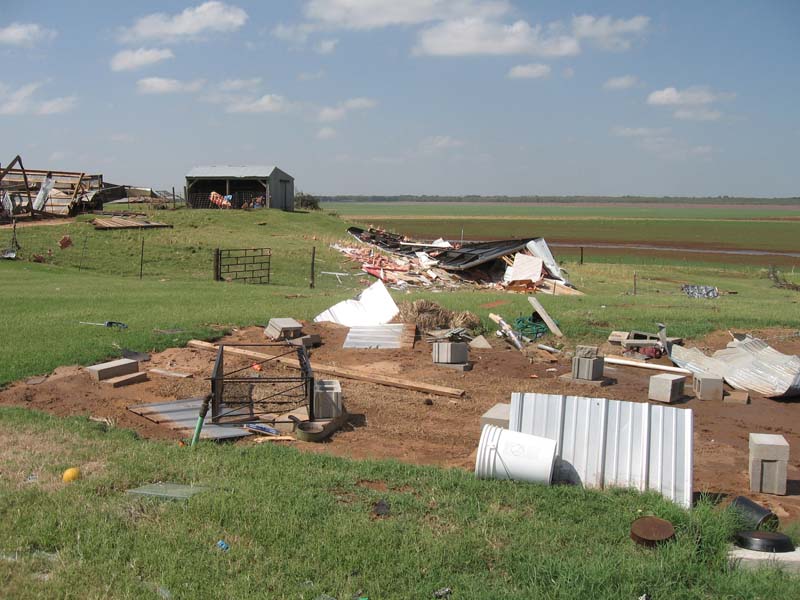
top-left (2, 208), bottom-right (800, 597)
top-left (2, 407), bottom-right (798, 599)
top-left (322, 201), bottom-right (800, 220)
top-left (1, 210), bottom-right (799, 385)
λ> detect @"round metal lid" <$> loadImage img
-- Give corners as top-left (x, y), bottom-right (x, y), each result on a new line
top-left (735, 530), bottom-right (795, 553)
top-left (630, 516), bottom-right (676, 547)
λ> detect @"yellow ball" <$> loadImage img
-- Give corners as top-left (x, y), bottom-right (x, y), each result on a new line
top-left (62, 467), bottom-right (81, 483)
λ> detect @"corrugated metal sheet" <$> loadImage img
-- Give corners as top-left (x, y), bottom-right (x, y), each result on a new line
top-left (343, 324), bottom-right (405, 349)
top-left (509, 393), bottom-right (693, 507)
top-left (186, 165), bottom-right (278, 178)
top-left (671, 335), bottom-right (800, 398)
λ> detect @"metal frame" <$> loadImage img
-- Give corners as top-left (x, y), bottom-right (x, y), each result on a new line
top-left (210, 343), bottom-right (315, 423)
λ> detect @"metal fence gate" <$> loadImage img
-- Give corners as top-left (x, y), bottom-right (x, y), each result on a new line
top-left (214, 247), bottom-right (271, 284)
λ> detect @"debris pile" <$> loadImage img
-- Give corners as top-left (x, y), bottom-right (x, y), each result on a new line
top-left (397, 299), bottom-right (480, 331)
top-left (332, 227), bottom-right (579, 293)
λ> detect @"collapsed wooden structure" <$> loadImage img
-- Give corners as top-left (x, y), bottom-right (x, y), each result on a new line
top-left (0, 155), bottom-right (105, 220)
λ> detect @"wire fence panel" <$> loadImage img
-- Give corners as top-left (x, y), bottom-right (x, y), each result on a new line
top-left (214, 247), bottom-right (271, 284)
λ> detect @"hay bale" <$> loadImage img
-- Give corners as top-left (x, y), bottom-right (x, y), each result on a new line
top-left (398, 300), bottom-right (480, 332)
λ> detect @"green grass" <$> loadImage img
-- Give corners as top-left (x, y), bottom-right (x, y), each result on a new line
top-left (322, 201), bottom-right (800, 220)
top-left (1, 407), bottom-right (798, 599)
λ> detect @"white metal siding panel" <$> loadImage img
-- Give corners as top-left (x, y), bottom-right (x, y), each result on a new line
top-left (509, 393), bottom-right (693, 507)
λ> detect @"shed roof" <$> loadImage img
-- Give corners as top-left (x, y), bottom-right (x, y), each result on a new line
top-left (186, 165), bottom-right (290, 179)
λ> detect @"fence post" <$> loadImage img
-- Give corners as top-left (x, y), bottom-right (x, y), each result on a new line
top-left (139, 237), bottom-right (145, 280)
top-left (310, 246), bottom-right (316, 289)
top-left (172, 186), bottom-right (176, 210)
top-left (213, 248), bottom-right (221, 281)
top-left (580, 246), bottom-right (584, 265)
top-left (633, 271), bottom-right (638, 296)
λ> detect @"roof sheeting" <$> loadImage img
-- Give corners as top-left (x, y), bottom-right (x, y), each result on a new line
top-left (510, 392), bottom-right (693, 507)
top-left (671, 335), bottom-right (800, 398)
top-left (186, 165), bottom-right (286, 179)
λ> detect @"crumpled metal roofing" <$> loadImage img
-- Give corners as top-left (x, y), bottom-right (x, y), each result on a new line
top-left (671, 335), bottom-right (800, 398)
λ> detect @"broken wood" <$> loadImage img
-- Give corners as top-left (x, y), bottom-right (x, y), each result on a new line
top-left (527, 296), bottom-right (563, 338)
top-left (251, 435), bottom-right (296, 443)
top-left (187, 340), bottom-right (465, 398)
top-left (603, 356), bottom-right (692, 375)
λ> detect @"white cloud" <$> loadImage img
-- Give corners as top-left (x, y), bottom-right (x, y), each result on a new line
top-left (315, 38), bottom-right (339, 54)
top-left (137, 77), bottom-right (205, 94)
top-left (120, 2), bottom-right (247, 43)
top-left (420, 135), bottom-right (464, 153)
top-left (318, 97), bottom-right (377, 121)
top-left (36, 96), bottom-right (77, 115)
top-left (415, 18), bottom-right (579, 56)
top-left (612, 126), bottom-right (670, 137)
top-left (0, 22), bottom-right (56, 46)
top-left (317, 126), bottom-right (336, 139)
top-left (227, 94), bottom-right (289, 113)
top-left (637, 135), bottom-right (714, 160)
top-left (647, 86), bottom-right (723, 106)
top-left (272, 22), bottom-right (319, 43)
top-left (304, 0), bottom-right (510, 30)
top-left (110, 48), bottom-right (174, 71)
top-left (0, 82), bottom-right (76, 116)
top-left (603, 75), bottom-right (637, 90)
top-left (221, 77), bottom-right (262, 90)
top-left (507, 63), bottom-right (550, 79)
top-left (673, 108), bottom-right (722, 121)
top-left (298, 70), bottom-right (325, 81)
top-left (572, 15), bottom-right (649, 51)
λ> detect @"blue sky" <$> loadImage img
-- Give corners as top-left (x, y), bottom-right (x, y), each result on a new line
top-left (1, 1), bottom-right (798, 196)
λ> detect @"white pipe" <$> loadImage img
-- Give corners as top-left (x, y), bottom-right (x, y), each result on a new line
top-left (603, 356), bottom-right (692, 375)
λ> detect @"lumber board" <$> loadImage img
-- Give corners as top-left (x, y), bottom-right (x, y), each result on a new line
top-left (187, 340), bottom-right (465, 398)
top-left (527, 296), bottom-right (563, 338)
top-left (603, 356), bottom-right (692, 375)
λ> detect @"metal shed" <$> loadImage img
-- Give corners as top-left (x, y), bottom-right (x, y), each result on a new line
top-left (185, 165), bottom-right (294, 211)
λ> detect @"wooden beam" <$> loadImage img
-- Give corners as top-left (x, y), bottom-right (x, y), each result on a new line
top-left (188, 340), bottom-right (465, 398)
top-left (527, 296), bottom-right (563, 338)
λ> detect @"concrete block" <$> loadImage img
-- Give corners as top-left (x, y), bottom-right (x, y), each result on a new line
top-left (432, 342), bottom-right (469, 364)
top-left (648, 373), bottom-right (686, 404)
top-left (86, 358), bottom-right (138, 381)
top-left (693, 374), bottom-right (723, 401)
top-left (288, 334), bottom-right (322, 348)
top-left (724, 390), bottom-right (750, 405)
top-left (480, 403), bottom-right (510, 429)
top-left (749, 458), bottom-right (788, 495)
top-left (105, 371), bottom-right (148, 387)
top-left (571, 356), bottom-right (604, 381)
top-left (728, 545), bottom-right (800, 573)
top-left (265, 318), bottom-right (303, 340)
top-left (437, 362), bottom-right (472, 371)
top-left (314, 380), bottom-right (343, 419)
top-left (558, 373), bottom-right (615, 387)
top-left (469, 335), bottom-right (492, 349)
top-left (575, 345), bottom-right (599, 358)
top-left (749, 433), bottom-right (790, 461)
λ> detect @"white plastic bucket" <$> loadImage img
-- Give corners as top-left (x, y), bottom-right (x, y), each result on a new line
top-left (475, 424), bottom-right (557, 484)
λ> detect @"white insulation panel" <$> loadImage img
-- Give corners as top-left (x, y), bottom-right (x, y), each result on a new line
top-left (509, 393), bottom-right (693, 507)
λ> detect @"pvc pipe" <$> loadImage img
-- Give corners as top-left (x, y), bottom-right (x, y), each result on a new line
top-left (603, 356), bottom-right (692, 375)
top-left (475, 425), bottom-right (557, 484)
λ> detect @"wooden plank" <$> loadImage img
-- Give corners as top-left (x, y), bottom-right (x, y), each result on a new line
top-left (187, 340), bottom-right (465, 398)
top-left (105, 371), bottom-right (148, 387)
top-left (85, 358), bottom-right (138, 381)
top-left (527, 296), bottom-right (563, 338)
top-left (149, 368), bottom-right (193, 379)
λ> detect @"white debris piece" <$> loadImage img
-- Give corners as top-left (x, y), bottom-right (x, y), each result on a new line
top-left (314, 280), bottom-right (399, 327)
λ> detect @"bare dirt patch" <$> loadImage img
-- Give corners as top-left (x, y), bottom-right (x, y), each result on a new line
top-left (1, 324), bottom-right (799, 520)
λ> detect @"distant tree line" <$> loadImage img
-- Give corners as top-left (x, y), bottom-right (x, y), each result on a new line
top-left (318, 195), bottom-right (800, 205)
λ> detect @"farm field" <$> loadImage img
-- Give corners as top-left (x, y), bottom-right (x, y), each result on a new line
top-left (321, 202), bottom-right (800, 263)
